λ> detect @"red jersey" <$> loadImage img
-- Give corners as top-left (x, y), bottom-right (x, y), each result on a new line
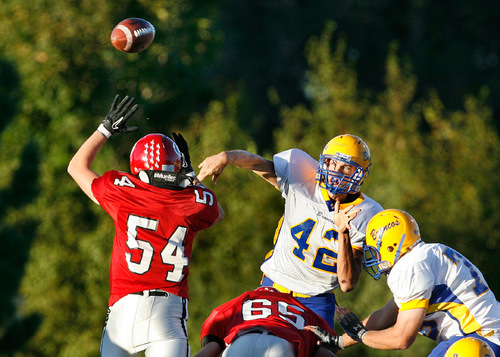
top-left (92, 170), bottom-right (220, 306)
top-left (200, 287), bottom-right (336, 357)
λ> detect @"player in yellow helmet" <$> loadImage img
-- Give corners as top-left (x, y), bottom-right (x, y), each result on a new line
top-left (198, 134), bottom-right (383, 328)
top-left (317, 134), bottom-right (371, 201)
top-left (362, 208), bottom-right (422, 280)
top-left (306, 209), bottom-right (500, 356)
top-left (445, 337), bottom-right (496, 357)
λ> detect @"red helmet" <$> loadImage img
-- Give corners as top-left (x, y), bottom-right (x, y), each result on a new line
top-left (130, 133), bottom-right (183, 175)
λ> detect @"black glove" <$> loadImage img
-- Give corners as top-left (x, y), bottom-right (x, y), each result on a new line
top-left (339, 311), bottom-right (368, 343)
top-left (308, 326), bottom-right (344, 351)
top-left (98, 94), bottom-right (139, 138)
top-left (172, 132), bottom-right (194, 174)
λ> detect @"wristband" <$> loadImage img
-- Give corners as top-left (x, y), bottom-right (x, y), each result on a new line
top-left (337, 335), bottom-right (345, 350)
top-left (97, 124), bottom-right (112, 139)
top-left (359, 329), bottom-right (367, 342)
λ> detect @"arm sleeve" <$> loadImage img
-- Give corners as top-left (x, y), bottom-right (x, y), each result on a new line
top-left (91, 171), bottom-right (110, 206)
top-left (200, 303), bottom-right (235, 344)
top-left (273, 150), bottom-right (292, 197)
top-left (90, 170), bottom-right (119, 218)
top-left (190, 187), bottom-right (221, 231)
top-left (273, 149), bottom-right (318, 198)
top-left (390, 264), bottom-right (434, 311)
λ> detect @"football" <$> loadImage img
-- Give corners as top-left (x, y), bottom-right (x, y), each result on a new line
top-left (110, 18), bottom-right (155, 53)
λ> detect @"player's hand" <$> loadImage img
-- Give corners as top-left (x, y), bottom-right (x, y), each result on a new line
top-left (304, 326), bottom-right (344, 351)
top-left (98, 94), bottom-right (139, 138)
top-left (334, 200), bottom-right (360, 234)
top-left (336, 306), bottom-right (368, 343)
top-left (197, 152), bottom-right (229, 184)
top-left (172, 132), bottom-right (194, 174)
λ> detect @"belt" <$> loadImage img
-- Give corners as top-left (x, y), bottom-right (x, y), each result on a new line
top-left (271, 283), bottom-right (312, 298)
top-left (243, 329), bottom-right (274, 336)
top-left (132, 290), bottom-right (169, 297)
top-left (264, 277), bottom-right (335, 298)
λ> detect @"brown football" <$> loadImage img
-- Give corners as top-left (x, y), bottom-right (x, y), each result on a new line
top-left (110, 18), bottom-right (155, 53)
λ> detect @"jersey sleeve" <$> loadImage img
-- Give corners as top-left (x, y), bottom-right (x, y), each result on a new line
top-left (187, 186), bottom-right (220, 231)
top-left (347, 226), bottom-right (365, 250)
top-left (273, 149), bottom-right (318, 198)
top-left (91, 171), bottom-right (108, 202)
top-left (200, 309), bottom-right (230, 345)
top-left (200, 295), bottom-right (242, 343)
top-left (345, 195), bottom-right (384, 250)
top-left (91, 171), bottom-right (119, 217)
top-left (273, 150), bottom-right (292, 197)
top-left (389, 262), bottom-right (434, 311)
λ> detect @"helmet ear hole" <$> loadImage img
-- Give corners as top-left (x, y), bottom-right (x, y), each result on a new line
top-left (364, 209), bottom-right (422, 280)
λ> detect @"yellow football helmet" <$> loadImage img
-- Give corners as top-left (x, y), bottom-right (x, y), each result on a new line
top-left (363, 209), bottom-right (422, 280)
top-left (316, 134), bottom-right (371, 195)
top-left (445, 337), bottom-right (496, 357)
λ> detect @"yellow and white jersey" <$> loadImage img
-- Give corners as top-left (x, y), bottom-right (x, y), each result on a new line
top-left (260, 149), bottom-right (383, 296)
top-left (389, 242), bottom-right (500, 345)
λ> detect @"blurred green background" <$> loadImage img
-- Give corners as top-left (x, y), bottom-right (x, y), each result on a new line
top-left (0, 0), bottom-right (498, 356)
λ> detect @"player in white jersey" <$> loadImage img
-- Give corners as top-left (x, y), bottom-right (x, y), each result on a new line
top-left (198, 134), bottom-right (383, 327)
top-left (306, 209), bottom-right (500, 357)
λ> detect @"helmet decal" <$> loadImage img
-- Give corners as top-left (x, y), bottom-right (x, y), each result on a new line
top-left (363, 209), bottom-right (422, 280)
top-left (130, 133), bottom-right (183, 175)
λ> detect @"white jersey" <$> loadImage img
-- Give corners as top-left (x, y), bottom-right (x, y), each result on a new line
top-left (260, 149), bottom-right (383, 296)
top-left (388, 242), bottom-right (500, 345)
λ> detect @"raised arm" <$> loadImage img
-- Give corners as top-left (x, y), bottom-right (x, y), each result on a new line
top-left (68, 131), bottom-right (107, 204)
top-left (198, 150), bottom-right (277, 186)
top-left (68, 94), bottom-right (138, 204)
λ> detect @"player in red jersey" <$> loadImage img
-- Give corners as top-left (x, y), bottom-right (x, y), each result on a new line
top-left (195, 287), bottom-right (338, 357)
top-left (68, 94), bottom-right (224, 357)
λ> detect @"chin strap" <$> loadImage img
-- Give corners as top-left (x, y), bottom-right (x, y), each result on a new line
top-left (137, 170), bottom-right (195, 190)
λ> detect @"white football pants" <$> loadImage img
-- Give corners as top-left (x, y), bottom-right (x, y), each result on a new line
top-left (222, 331), bottom-right (295, 357)
top-left (100, 291), bottom-right (190, 357)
